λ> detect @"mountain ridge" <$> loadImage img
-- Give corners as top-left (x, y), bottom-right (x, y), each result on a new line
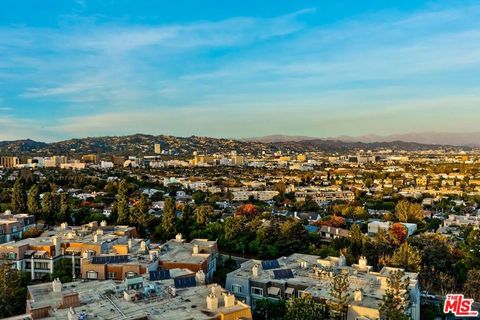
top-left (245, 132), bottom-right (480, 146)
top-left (0, 133), bottom-right (469, 156)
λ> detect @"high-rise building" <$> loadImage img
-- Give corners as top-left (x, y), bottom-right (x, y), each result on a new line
top-left (0, 156), bottom-right (19, 168)
top-left (154, 143), bottom-right (161, 154)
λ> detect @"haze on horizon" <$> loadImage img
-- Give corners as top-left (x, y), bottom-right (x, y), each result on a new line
top-left (1, 0), bottom-right (480, 142)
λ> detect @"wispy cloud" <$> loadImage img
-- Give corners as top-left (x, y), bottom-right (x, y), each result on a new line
top-left (0, 3), bottom-right (479, 139)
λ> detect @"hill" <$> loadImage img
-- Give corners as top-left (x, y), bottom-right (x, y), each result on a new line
top-left (0, 134), bottom-right (467, 157)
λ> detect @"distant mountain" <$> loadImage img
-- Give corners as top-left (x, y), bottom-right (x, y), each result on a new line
top-left (247, 132), bottom-right (480, 147)
top-left (0, 139), bottom-right (47, 153)
top-left (334, 132), bottom-right (480, 147)
top-left (242, 134), bottom-right (318, 143)
top-left (0, 134), bottom-right (467, 157)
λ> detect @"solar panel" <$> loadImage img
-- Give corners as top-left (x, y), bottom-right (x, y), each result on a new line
top-left (149, 269), bottom-right (171, 281)
top-left (174, 276), bottom-right (196, 289)
top-left (261, 260), bottom-right (280, 270)
top-left (273, 269), bottom-right (294, 279)
top-left (91, 255), bottom-right (129, 264)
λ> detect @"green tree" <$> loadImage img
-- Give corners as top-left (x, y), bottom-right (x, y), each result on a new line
top-left (161, 197), bottom-right (177, 239)
top-left (0, 261), bottom-right (27, 317)
top-left (286, 295), bottom-right (327, 320)
top-left (27, 184), bottom-right (41, 216)
top-left (41, 192), bottom-right (55, 224)
top-left (116, 179), bottom-right (130, 224)
top-left (395, 200), bottom-right (424, 223)
top-left (57, 193), bottom-right (70, 223)
top-left (380, 270), bottom-right (411, 320)
top-left (389, 242), bottom-right (422, 272)
top-left (11, 179), bottom-right (26, 213)
top-left (51, 258), bottom-right (73, 283)
top-left (253, 298), bottom-right (286, 320)
top-left (463, 269), bottom-right (480, 301)
top-left (179, 203), bottom-right (194, 239)
top-left (329, 272), bottom-right (350, 317)
top-left (138, 194), bottom-right (150, 214)
top-left (195, 205), bottom-right (214, 226)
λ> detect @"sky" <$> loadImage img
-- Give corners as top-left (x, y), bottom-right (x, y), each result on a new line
top-left (1, 0), bottom-right (480, 142)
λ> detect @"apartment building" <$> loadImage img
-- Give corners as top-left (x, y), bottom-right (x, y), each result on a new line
top-left (0, 156), bottom-right (19, 168)
top-left (158, 235), bottom-right (219, 282)
top-left (25, 277), bottom-right (252, 320)
top-left (0, 210), bottom-right (36, 243)
top-left (231, 190), bottom-right (279, 201)
top-left (226, 254), bottom-right (420, 320)
top-left (295, 190), bottom-right (355, 203)
top-left (0, 221), bottom-right (138, 280)
top-left (443, 213), bottom-right (480, 228)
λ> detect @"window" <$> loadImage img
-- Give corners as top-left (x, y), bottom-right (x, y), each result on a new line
top-left (125, 271), bottom-right (137, 278)
top-left (87, 271), bottom-right (98, 279)
top-left (251, 287), bottom-right (263, 296)
top-left (7, 252), bottom-right (16, 260)
top-left (108, 272), bottom-right (117, 279)
top-left (232, 284), bottom-right (243, 294)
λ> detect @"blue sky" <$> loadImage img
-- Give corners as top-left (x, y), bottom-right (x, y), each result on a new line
top-left (1, 0), bottom-right (480, 141)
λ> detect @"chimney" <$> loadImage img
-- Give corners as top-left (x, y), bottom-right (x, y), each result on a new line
top-left (128, 239), bottom-right (132, 249)
top-left (339, 254), bottom-right (346, 267)
top-left (100, 220), bottom-right (107, 227)
top-left (223, 293), bottom-right (235, 308)
top-left (52, 278), bottom-right (62, 293)
top-left (93, 234), bottom-right (99, 243)
top-left (60, 222), bottom-right (68, 230)
top-left (206, 293), bottom-right (219, 311)
top-left (196, 270), bottom-right (206, 284)
top-left (96, 229), bottom-right (104, 235)
top-left (354, 289), bottom-right (363, 302)
top-left (359, 256), bottom-right (367, 268)
top-left (140, 241), bottom-right (147, 251)
top-left (52, 236), bottom-right (61, 257)
top-left (211, 284), bottom-right (223, 297)
top-left (175, 233), bottom-right (183, 242)
top-left (252, 264), bottom-right (260, 277)
top-left (193, 244), bottom-right (199, 255)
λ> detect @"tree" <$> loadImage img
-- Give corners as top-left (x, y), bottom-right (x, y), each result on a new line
top-left (437, 272), bottom-right (455, 296)
top-left (395, 200), bottom-right (424, 223)
top-left (192, 190), bottom-right (206, 204)
top-left (195, 205), bottom-right (214, 226)
top-left (0, 261), bottom-right (27, 318)
top-left (274, 181), bottom-right (286, 195)
top-left (161, 197), bottom-right (177, 239)
top-left (389, 242), bottom-right (422, 272)
top-left (464, 269), bottom-right (480, 301)
top-left (179, 204), bottom-right (194, 239)
top-left (235, 203), bottom-right (259, 218)
top-left (41, 192), bottom-right (55, 225)
top-left (116, 179), bottom-right (130, 224)
top-left (389, 223), bottom-right (408, 245)
top-left (286, 295), bottom-right (327, 320)
top-left (11, 179), bottom-right (26, 213)
top-left (57, 193), bottom-right (70, 223)
top-left (349, 224), bottom-right (364, 259)
top-left (50, 258), bottom-right (73, 283)
top-left (329, 272), bottom-right (350, 317)
top-left (253, 298), bottom-right (286, 320)
top-left (380, 270), bottom-right (411, 320)
top-left (27, 184), bottom-right (41, 216)
top-left (138, 194), bottom-right (150, 215)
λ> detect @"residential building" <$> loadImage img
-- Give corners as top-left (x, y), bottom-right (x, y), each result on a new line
top-left (226, 254), bottom-right (420, 320)
top-left (0, 156), bottom-right (19, 168)
top-left (0, 210), bottom-right (36, 243)
top-left (25, 277), bottom-right (251, 320)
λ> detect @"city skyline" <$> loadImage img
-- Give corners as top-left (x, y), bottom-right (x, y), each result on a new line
top-left (1, 0), bottom-right (480, 141)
